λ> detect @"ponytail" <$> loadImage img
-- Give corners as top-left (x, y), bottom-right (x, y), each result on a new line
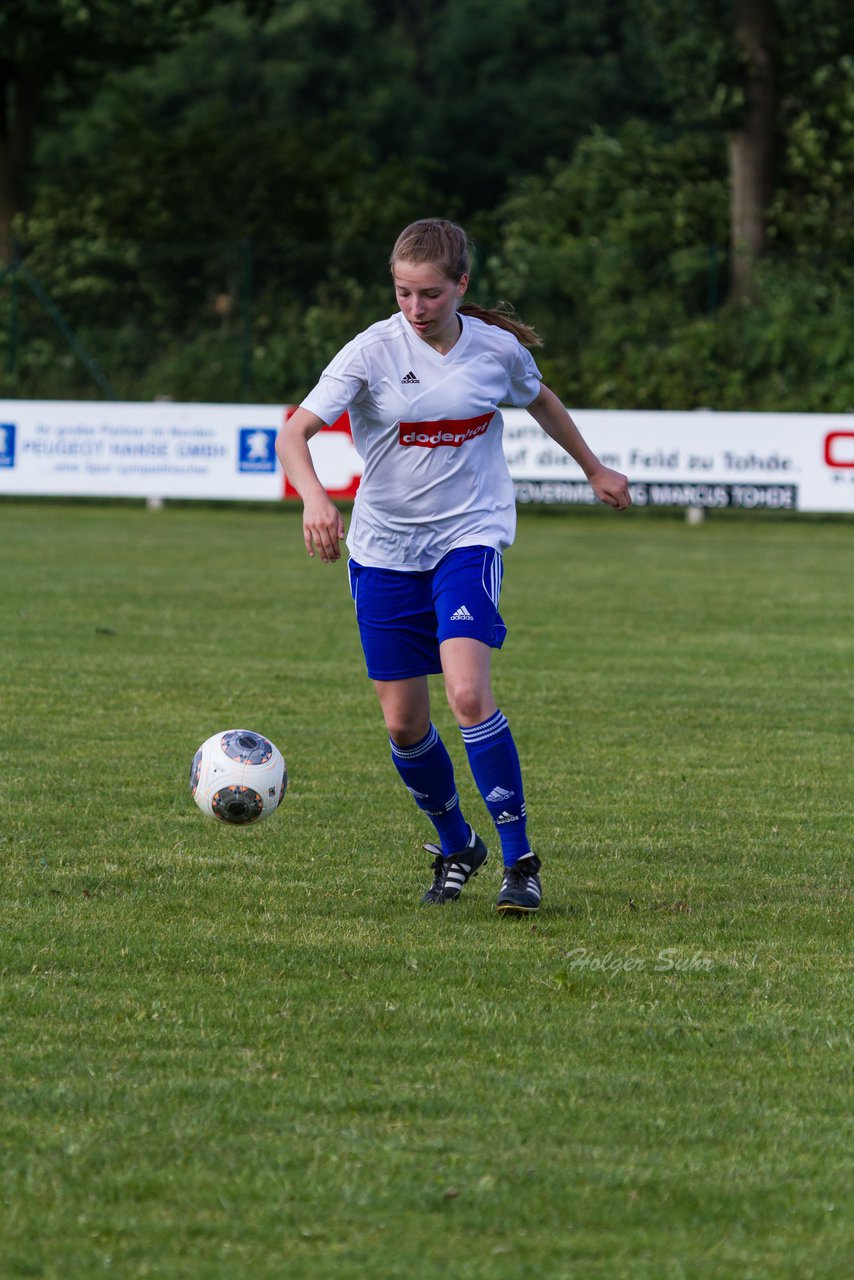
top-left (459, 302), bottom-right (542, 349)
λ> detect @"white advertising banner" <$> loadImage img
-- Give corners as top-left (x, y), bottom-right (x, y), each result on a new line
top-left (1, 400), bottom-right (852, 512)
top-left (0, 401), bottom-right (286, 501)
top-left (505, 409), bottom-right (853, 513)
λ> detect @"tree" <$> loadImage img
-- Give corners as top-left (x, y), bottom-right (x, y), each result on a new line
top-left (0, 0), bottom-right (271, 262)
top-left (485, 121), bottom-right (730, 405)
top-left (409, 0), bottom-right (668, 216)
top-left (728, 0), bottom-right (777, 300)
top-left (641, 0), bottom-right (854, 299)
top-left (6, 0), bottom-right (852, 406)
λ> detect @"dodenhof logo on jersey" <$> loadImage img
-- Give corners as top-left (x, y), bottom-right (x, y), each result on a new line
top-left (0, 423), bottom-right (16, 468)
top-left (399, 412), bottom-right (494, 449)
top-left (237, 427), bottom-right (277, 472)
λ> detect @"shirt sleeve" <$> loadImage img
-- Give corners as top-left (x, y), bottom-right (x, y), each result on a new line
top-left (504, 341), bottom-right (543, 407)
top-left (300, 337), bottom-right (368, 426)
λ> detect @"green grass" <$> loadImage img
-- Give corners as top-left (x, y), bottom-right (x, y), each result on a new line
top-left (1, 500), bottom-right (852, 1279)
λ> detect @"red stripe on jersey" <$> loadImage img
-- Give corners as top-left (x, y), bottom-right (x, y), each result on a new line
top-left (399, 412), bottom-right (494, 449)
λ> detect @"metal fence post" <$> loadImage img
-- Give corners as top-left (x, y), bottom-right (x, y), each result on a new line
top-left (18, 260), bottom-right (117, 398)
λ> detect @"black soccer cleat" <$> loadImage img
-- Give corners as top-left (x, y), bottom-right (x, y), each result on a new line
top-left (496, 853), bottom-right (542, 914)
top-left (420, 826), bottom-right (488, 905)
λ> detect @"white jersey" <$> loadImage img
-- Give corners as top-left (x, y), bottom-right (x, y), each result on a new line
top-left (300, 311), bottom-right (542, 570)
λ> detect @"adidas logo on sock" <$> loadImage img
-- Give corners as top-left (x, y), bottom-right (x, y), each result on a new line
top-left (450, 604), bottom-right (474, 621)
top-left (485, 786), bottom-right (514, 803)
top-left (496, 810), bottom-right (520, 824)
top-left (401, 370), bottom-right (420, 384)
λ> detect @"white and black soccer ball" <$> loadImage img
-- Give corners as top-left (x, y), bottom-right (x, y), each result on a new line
top-left (190, 729), bottom-right (287, 825)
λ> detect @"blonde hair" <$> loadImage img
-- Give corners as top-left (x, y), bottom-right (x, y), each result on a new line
top-left (390, 218), bottom-right (542, 348)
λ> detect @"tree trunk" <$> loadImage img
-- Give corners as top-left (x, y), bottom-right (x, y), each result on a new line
top-left (0, 67), bottom-right (41, 264)
top-left (728, 0), bottom-right (777, 302)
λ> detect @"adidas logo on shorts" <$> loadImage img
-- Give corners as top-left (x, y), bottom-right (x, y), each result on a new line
top-left (450, 604), bottom-right (474, 621)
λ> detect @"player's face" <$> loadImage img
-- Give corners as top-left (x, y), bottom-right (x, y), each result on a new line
top-left (393, 260), bottom-right (469, 352)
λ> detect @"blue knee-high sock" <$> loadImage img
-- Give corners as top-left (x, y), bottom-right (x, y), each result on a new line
top-left (460, 710), bottom-right (531, 866)
top-left (389, 724), bottom-right (470, 855)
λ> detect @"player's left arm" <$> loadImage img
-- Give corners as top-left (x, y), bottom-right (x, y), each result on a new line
top-left (525, 383), bottom-right (631, 510)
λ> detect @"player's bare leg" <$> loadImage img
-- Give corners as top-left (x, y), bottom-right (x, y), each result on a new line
top-left (439, 637), bottom-right (498, 726)
top-left (371, 675), bottom-right (431, 745)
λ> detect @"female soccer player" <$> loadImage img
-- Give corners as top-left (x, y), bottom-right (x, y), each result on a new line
top-left (277, 218), bottom-right (630, 914)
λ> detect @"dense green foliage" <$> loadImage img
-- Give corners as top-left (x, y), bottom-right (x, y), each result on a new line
top-left (0, 0), bottom-right (852, 407)
top-left (1, 501), bottom-right (852, 1278)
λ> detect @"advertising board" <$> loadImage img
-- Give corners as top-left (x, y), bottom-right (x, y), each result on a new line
top-left (1, 401), bottom-right (851, 513)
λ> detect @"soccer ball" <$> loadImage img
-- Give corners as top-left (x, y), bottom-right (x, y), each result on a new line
top-left (190, 729), bottom-right (287, 825)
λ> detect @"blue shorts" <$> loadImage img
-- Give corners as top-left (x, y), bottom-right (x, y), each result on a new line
top-left (348, 546), bottom-right (507, 681)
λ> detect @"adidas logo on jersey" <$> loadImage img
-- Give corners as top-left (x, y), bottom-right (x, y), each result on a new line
top-left (485, 786), bottom-right (514, 803)
top-left (450, 604), bottom-right (474, 621)
top-left (401, 371), bottom-right (420, 384)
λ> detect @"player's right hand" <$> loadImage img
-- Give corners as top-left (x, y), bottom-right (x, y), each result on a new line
top-left (302, 493), bottom-right (345, 563)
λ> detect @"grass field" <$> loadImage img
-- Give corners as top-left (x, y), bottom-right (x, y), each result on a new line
top-left (1, 500), bottom-right (852, 1280)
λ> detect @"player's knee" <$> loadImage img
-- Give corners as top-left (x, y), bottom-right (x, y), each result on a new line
top-left (445, 682), bottom-right (493, 726)
top-left (385, 713), bottom-right (430, 747)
